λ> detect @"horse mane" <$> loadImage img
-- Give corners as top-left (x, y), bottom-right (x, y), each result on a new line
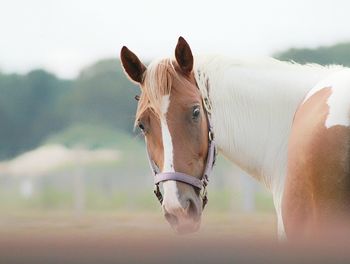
top-left (135, 54), bottom-right (345, 128)
top-left (135, 58), bottom-right (177, 126)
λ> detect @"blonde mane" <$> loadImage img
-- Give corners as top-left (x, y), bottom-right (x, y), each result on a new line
top-left (135, 58), bottom-right (178, 125)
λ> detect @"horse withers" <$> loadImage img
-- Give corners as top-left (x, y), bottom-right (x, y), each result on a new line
top-left (120, 37), bottom-right (350, 239)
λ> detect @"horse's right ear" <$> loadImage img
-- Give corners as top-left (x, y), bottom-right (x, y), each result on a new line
top-left (120, 46), bottom-right (146, 84)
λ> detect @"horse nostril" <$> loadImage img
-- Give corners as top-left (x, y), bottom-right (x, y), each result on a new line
top-left (164, 212), bottom-right (178, 226)
top-left (186, 198), bottom-right (199, 219)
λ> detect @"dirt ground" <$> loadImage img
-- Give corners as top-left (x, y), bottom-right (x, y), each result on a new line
top-left (0, 211), bottom-right (276, 237)
top-left (1, 211), bottom-right (350, 263)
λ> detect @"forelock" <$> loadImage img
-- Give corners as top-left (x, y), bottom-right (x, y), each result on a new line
top-left (135, 58), bottom-right (178, 125)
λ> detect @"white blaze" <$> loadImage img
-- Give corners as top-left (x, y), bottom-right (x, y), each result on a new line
top-left (160, 95), bottom-right (174, 172)
top-left (160, 95), bottom-right (180, 206)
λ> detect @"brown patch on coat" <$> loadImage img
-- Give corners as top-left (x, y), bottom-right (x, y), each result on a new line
top-left (283, 87), bottom-right (350, 239)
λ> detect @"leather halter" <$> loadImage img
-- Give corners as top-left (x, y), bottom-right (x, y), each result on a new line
top-left (146, 96), bottom-right (217, 209)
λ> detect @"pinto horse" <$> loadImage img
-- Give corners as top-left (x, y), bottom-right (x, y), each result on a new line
top-left (120, 37), bottom-right (350, 239)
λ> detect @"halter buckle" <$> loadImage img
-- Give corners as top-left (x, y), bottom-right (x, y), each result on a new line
top-left (208, 131), bottom-right (214, 141)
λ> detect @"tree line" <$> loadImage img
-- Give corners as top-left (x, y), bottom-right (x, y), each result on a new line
top-left (0, 59), bottom-right (138, 159)
top-left (0, 42), bottom-right (350, 159)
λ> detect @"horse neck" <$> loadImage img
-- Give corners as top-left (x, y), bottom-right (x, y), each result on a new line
top-left (194, 55), bottom-right (336, 193)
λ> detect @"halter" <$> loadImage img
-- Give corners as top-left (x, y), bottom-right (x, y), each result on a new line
top-left (147, 95), bottom-right (217, 209)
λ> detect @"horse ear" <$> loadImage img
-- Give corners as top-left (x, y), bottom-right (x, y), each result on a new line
top-left (120, 46), bottom-right (146, 84)
top-left (175, 36), bottom-right (193, 74)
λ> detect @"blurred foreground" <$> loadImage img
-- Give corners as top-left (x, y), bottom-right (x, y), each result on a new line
top-left (1, 211), bottom-right (350, 263)
top-left (2, 144), bottom-right (350, 263)
top-left (0, 144), bottom-right (280, 263)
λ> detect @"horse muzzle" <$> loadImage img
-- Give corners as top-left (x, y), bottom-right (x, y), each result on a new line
top-left (161, 181), bottom-right (202, 234)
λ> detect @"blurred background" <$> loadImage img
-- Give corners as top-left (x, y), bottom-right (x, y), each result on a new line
top-left (1, 0), bottom-right (350, 243)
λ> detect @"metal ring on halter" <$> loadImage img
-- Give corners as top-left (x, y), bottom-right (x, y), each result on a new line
top-left (209, 131), bottom-right (214, 141)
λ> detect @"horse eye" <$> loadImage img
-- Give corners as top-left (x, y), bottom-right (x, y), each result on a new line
top-left (138, 122), bottom-right (145, 133)
top-left (192, 106), bottom-right (200, 120)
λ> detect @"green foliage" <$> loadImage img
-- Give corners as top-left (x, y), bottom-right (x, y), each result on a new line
top-left (0, 70), bottom-right (71, 159)
top-left (59, 59), bottom-right (138, 133)
top-left (274, 42), bottom-right (350, 66)
top-left (0, 60), bottom-right (140, 159)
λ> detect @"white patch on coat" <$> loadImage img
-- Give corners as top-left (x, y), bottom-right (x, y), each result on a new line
top-left (194, 55), bottom-right (344, 239)
top-left (303, 69), bottom-right (350, 128)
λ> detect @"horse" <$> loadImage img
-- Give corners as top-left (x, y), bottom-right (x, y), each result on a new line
top-left (120, 37), bottom-right (350, 239)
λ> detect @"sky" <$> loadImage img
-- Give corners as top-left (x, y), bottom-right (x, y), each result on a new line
top-left (1, 0), bottom-right (350, 79)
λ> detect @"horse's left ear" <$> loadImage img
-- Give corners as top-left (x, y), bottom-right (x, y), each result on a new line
top-left (175, 36), bottom-right (193, 74)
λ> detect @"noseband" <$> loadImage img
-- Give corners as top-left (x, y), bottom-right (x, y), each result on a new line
top-left (147, 96), bottom-right (217, 209)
